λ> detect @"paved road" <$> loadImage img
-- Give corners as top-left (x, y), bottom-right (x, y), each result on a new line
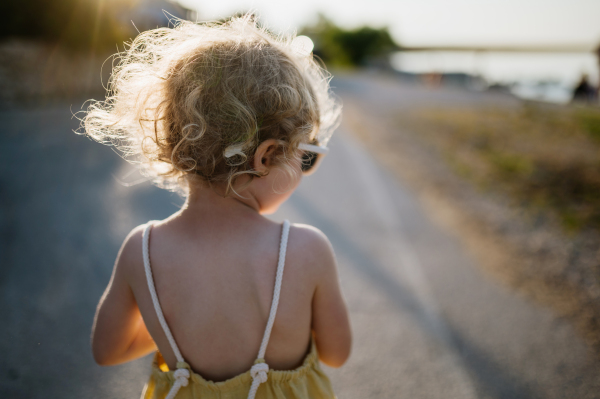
top-left (1, 78), bottom-right (599, 398)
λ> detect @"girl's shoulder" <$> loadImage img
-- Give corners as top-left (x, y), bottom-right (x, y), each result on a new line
top-left (117, 218), bottom-right (175, 261)
top-left (286, 223), bottom-right (337, 277)
top-left (288, 223), bottom-right (332, 252)
top-left (111, 223), bottom-right (148, 279)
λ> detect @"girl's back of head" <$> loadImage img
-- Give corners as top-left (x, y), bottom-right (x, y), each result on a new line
top-left (83, 15), bottom-right (340, 195)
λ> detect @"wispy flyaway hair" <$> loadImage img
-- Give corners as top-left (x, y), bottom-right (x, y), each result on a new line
top-left (82, 14), bottom-right (341, 194)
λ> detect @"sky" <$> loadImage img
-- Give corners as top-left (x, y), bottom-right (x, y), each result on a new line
top-left (178, 0), bottom-right (600, 48)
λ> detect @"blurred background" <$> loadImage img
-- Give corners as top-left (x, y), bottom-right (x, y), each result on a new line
top-left (1, 0), bottom-right (600, 398)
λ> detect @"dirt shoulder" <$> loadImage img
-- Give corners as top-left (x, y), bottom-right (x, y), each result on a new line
top-left (335, 73), bottom-right (600, 354)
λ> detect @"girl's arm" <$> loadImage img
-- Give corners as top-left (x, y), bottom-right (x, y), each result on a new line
top-left (91, 227), bottom-right (157, 365)
top-left (306, 228), bottom-right (352, 368)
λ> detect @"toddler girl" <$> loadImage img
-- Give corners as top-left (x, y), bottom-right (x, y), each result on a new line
top-left (83, 15), bottom-right (352, 399)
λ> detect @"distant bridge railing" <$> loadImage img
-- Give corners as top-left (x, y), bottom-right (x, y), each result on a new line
top-left (399, 45), bottom-right (598, 54)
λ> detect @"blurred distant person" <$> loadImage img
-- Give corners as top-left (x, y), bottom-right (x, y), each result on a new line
top-left (572, 74), bottom-right (597, 104)
top-left (596, 45), bottom-right (600, 99)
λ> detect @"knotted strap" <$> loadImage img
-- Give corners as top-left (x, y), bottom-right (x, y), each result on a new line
top-left (246, 220), bottom-right (290, 399)
top-left (247, 360), bottom-right (269, 398)
top-left (164, 367), bottom-right (191, 399)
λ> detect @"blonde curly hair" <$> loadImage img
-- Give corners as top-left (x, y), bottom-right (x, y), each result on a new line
top-left (81, 15), bottom-right (341, 195)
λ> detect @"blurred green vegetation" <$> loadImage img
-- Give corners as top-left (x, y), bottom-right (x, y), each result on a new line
top-left (576, 109), bottom-right (600, 141)
top-left (400, 104), bottom-right (600, 232)
top-left (301, 14), bottom-right (399, 67)
top-left (1, 0), bottom-right (135, 51)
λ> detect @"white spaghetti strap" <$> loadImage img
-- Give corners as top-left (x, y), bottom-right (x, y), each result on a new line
top-left (247, 220), bottom-right (291, 399)
top-left (142, 222), bottom-right (190, 399)
top-left (256, 220), bottom-right (291, 359)
top-left (142, 222), bottom-right (184, 361)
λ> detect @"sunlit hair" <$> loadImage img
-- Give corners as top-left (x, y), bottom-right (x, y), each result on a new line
top-left (82, 14), bottom-right (341, 195)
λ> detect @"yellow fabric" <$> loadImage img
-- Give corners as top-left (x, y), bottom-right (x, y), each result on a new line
top-left (141, 338), bottom-right (335, 399)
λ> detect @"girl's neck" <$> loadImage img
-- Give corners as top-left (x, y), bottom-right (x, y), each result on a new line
top-left (179, 181), bottom-right (261, 221)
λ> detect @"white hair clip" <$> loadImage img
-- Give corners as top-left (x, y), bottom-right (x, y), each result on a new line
top-left (291, 35), bottom-right (314, 57)
top-left (224, 142), bottom-right (246, 158)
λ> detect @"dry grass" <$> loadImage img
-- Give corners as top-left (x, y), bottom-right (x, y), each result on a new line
top-left (386, 102), bottom-right (600, 352)
top-left (397, 104), bottom-right (600, 233)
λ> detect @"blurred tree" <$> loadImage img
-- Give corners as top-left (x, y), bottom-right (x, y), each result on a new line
top-left (0, 0), bottom-right (193, 52)
top-left (300, 14), bottom-right (400, 67)
top-left (2, 0), bottom-right (130, 50)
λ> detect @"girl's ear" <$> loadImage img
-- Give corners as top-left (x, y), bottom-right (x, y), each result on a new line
top-left (253, 139), bottom-right (279, 174)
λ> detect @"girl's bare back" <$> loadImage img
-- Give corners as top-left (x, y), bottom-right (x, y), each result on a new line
top-left (96, 186), bottom-right (350, 382)
top-left (133, 216), bottom-right (313, 381)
